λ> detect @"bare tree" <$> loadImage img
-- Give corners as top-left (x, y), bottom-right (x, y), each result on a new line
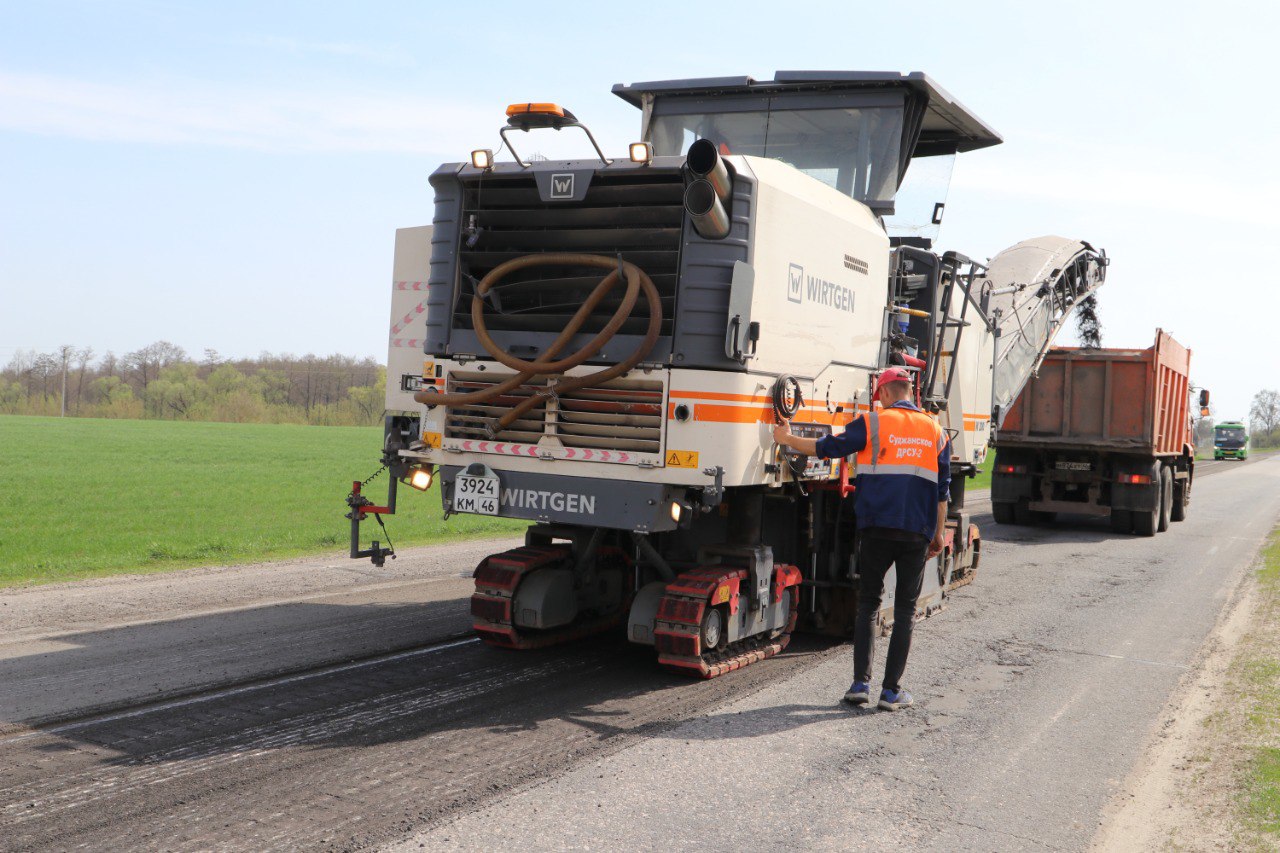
top-left (74, 347), bottom-right (95, 413)
top-left (58, 344), bottom-right (75, 416)
top-left (1250, 388), bottom-right (1280, 442)
top-left (125, 341), bottom-right (188, 392)
top-left (5, 350), bottom-right (35, 400)
top-left (33, 352), bottom-right (59, 399)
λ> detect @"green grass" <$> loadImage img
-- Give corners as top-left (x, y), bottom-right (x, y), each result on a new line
top-left (0, 415), bottom-right (524, 587)
top-left (969, 452), bottom-right (994, 491)
top-left (1237, 530), bottom-right (1280, 840)
top-left (1248, 748), bottom-right (1280, 834)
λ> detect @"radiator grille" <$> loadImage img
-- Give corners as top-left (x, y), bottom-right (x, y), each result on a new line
top-left (454, 170), bottom-right (684, 338)
top-left (444, 371), bottom-right (664, 456)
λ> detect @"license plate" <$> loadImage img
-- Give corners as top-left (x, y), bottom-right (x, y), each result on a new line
top-left (1056, 461), bottom-right (1091, 471)
top-left (455, 472), bottom-right (500, 515)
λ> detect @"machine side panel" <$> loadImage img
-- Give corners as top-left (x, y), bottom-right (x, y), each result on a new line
top-left (744, 157), bottom-right (888, 380)
top-left (940, 299), bottom-right (995, 467)
top-left (385, 226), bottom-right (434, 413)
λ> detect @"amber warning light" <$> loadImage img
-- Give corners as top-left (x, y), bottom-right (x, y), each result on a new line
top-left (506, 102), bottom-right (566, 118)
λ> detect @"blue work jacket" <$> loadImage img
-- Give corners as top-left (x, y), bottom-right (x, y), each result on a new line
top-left (814, 400), bottom-right (952, 540)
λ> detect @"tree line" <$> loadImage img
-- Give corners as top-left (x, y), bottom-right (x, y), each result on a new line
top-left (1, 342), bottom-right (386, 426)
top-left (1250, 388), bottom-right (1280, 448)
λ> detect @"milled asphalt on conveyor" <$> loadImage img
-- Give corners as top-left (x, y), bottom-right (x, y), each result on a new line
top-left (0, 456), bottom-right (1274, 851)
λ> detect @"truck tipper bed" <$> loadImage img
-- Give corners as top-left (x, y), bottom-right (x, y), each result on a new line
top-left (991, 329), bottom-right (1201, 536)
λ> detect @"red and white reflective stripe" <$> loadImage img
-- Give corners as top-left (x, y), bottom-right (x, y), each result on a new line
top-left (389, 338), bottom-right (423, 348)
top-left (452, 440), bottom-right (637, 465)
top-left (391, 299), bottom-right (430, 335)
top-left (394, 281), bottom-right (430, 290)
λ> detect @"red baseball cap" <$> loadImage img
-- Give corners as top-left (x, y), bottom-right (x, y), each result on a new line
top-left (874, 366), bottom-right (914, 397)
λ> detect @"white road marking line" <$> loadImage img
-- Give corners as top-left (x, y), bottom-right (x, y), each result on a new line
top-left (0, 637), bottom-right (480, 745)
top-left (0, 573), bottom-right (482, 648)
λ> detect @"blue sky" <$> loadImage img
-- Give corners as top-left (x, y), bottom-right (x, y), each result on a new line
top-left (1, 0), bottom-right (1277, 419)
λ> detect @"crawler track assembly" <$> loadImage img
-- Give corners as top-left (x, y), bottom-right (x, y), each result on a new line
top-left (653, 565), bottom-right (802, 679)
top-left (470, 544), bottom-right (623, 648)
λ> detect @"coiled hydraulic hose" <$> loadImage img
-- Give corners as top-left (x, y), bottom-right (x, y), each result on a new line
top-left (771, 375), bottom-right (804, 421)
top-left (414, 253), bottom-right (663, 435)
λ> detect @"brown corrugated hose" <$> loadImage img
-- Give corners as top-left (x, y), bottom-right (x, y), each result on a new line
top-left (413, 253), bottom-right (663, 434)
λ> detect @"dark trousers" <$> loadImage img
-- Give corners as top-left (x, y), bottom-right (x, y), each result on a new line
top-left (854, 533), bottom-right (928, 691)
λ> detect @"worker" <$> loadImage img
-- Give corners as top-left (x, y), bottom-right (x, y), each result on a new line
top-left (773, 366), bottom-right (950, 711)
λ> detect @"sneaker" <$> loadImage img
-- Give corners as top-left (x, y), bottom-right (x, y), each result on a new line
top-left (843, 681), bottom-right (871, 705)
top-left (878, 687), bottom-right (913, 711)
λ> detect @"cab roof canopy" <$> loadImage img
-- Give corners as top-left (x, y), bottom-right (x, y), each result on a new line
top-left (612, 71), bottom-right (1002, 158)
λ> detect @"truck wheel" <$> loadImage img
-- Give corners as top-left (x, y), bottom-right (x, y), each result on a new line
top-left (1109, 509), bottom-right (1131, 533)
top-left (1157, 467), bottom-right (1173, 532)
top-left (1170, 480), bottom-right (1188, 522)
top-left (1133, 505), bottom-right (1158, 536)
top-left (993, 502), bottom-right (1016, 525)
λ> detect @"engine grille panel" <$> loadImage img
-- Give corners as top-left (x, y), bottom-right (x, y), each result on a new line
top-left (454, 170), bottom-right (684, 338)
top-left (443, 371), bottom-right (665, 461)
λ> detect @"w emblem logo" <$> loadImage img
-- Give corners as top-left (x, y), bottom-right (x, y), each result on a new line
top-left (550, 173), bottom-right (575, 199)
top-left (787, 263), bottom-right (804, 304)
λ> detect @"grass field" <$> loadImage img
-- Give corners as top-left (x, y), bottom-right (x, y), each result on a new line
top-left (969, 451), bottom-right (994, 491)
top-left (0, 415), bottom-right (524, 588)
top-left (1238, 529), bottom-right (1280, 839)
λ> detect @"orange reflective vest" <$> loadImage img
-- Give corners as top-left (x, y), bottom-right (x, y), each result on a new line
top-left (851, 406), bottom-right (950, 538)
top-left (855, 407), bottom-right (946, 483)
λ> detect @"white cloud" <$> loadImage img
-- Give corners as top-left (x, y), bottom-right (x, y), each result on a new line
top-left (0, 71), bottom-right (493, 154)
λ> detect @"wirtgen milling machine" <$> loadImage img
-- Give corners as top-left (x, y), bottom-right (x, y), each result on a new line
top-left (348, 71), bottom-right (1107, 677)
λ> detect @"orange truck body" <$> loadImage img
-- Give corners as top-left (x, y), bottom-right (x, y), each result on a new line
top-left (1000, 329), bottom-right (1194, 457)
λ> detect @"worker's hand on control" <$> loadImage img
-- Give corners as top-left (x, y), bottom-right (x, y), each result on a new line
top-left (772, 420), bottom-right (792, 445)
top-left (927, 532), bottom-right (945, 559)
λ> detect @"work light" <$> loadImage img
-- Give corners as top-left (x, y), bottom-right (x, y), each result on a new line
top-left (406, 467), bottom-right (434, 491)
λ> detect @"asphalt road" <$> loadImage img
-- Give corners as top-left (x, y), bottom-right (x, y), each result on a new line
top-left (0, 454), bottom-right (1275, 851)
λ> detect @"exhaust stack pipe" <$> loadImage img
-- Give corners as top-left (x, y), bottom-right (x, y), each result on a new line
top-left (684, 138), bottom-right (732, 239)
top-left (684, 180), bottom-right (730, 240)
top-left (687, 138), bottom-right (732, 203)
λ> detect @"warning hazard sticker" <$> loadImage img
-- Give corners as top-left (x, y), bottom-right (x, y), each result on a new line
top-left (665, 450), bottom-right (699, 469)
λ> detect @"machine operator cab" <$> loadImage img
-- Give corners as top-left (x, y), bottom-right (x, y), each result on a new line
top-left (613, 71), bottom-right (1003, 246)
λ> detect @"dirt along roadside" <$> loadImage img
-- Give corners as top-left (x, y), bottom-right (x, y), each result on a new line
top-left (1094, 527), bottom-right (1280, 851)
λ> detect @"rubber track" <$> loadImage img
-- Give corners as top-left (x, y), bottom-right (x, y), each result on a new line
top-left (946, 523), bottom-right (982, 592)
top-left (470, 544), bottom-right (621, 649)
top-left (653, 565), bottom-right (801, 679)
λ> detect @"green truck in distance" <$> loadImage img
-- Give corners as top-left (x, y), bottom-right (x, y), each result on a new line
top-left (1213, 421), bottom-right (1250, 460)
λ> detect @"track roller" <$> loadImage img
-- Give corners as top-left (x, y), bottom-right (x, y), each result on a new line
top-left (653, 565), bottom-right (801, 679)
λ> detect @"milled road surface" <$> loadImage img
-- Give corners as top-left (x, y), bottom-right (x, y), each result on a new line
top-left (0, 455), bottom-right (1276, 851)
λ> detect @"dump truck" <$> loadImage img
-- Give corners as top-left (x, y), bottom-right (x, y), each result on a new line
top-left (1213, 421), bottom-right (1249, 460)
top-left (991, 330), bottom-right (1206, 536)
top-left (349, 71), bottom-right (1107, 677)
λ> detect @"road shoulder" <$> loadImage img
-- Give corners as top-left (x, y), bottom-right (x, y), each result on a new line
top-left (1094, 528), bottom-right (1280, 851)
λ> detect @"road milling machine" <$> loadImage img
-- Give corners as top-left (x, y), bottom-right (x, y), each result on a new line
top-left (347, 72), bottom-right (1108, 678)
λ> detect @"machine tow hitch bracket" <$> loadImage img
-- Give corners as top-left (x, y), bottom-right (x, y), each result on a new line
top-left (345, 478), bottom-right (397, 568)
